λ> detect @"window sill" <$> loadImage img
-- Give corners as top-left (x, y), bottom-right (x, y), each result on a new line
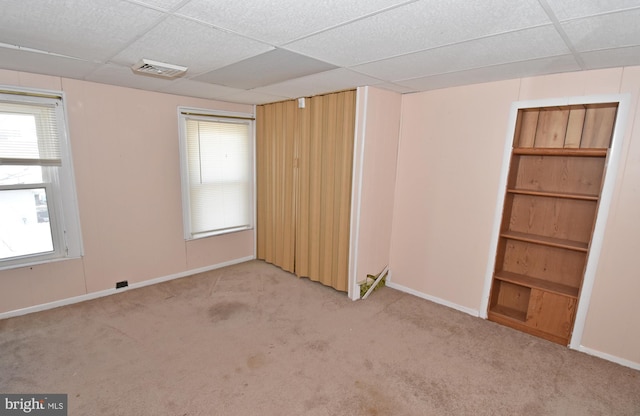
top-left (187, 226), bottom-right (253, 240)
top-left (0, 255), bottom-right (83, 272)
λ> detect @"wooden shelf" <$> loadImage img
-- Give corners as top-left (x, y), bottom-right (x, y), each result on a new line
top-left (494, 271), bottom-right (579, 298)
top-left (500, 231), bottom-right (589, 252)
top-left (487, 310), bottom-right (570, 345)
top-left (513, 148), bottom-right (607, 157)
top-left (506, 188), bottom-right (599, 201)
top-left (489, 305), bottom-right (526, 322)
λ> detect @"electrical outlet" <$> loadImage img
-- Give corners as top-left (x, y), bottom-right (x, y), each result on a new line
top-left (116, 280), bottom-right (128, 289)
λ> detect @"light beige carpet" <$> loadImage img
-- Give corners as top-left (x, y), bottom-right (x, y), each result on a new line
top-left (1, 260), bottom-right (638, 415)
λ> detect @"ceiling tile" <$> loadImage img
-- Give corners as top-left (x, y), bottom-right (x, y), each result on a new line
top-left (285, 0), bottom-right (550, 66)
top-left (224, 90), bottom-right (290, 105)
top-left (579, 45), bottom-right (640, 69)
top-left (545, 0), bottom-right (640, 20)
top-left (110, 16), bottom-right (273, 75)
top-left (175, 0), bottom-right (413, 45)
top-left (0, 46), bottom-right (101, 79)
top-left (194, 49), bottom-right (337, 89)
top-left (124, 0), bottom-right (186, 11)
top-left (396, 55), bottom-right (581, 91)
top-left (0, 0), bottom-right (164, 62)
top-left (561, 9), bottom-right (640, 52)
top-left (353, 25), bottom-right (569, 81)
top-left (158, 79), bottom-right (244, 101)
top-left (252, 68), bottom-right (383, 99)
top-left (369, 82), bottom-right (417, 94)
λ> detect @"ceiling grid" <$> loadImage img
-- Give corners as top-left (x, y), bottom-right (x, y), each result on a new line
top-left (1, 0), bottom-right (639, 104)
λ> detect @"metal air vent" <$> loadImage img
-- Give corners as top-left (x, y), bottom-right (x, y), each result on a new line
top-left (131, 59), bottom-right (188, 78)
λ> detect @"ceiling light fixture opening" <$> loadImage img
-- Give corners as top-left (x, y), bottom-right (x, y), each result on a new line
top-left (131, 59), bottom-right (188, 78)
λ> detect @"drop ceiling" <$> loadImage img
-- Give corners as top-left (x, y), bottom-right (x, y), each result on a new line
top-left (1, 0), bottom-right (640, 105)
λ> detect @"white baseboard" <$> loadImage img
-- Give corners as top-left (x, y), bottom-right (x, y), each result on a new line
top-left (386, 281), bottom-right (640, 370)
top-left (385, 281), bottom-right (480, 317)
top-left (0, 256), bottom-right (254, 320)
top-left (576, 345), bottom-right (640, 371)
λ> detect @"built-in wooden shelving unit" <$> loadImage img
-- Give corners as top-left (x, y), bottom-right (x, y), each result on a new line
top-left (487, 103), bottom-right (618, 345)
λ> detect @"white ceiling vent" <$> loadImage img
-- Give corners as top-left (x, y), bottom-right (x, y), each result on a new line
top-left (131, 59), bottom-right (187, 78)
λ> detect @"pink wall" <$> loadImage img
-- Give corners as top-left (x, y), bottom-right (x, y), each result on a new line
top-left (390, 79), bottom-right (520, 310)
top-left (391, 67), bottom-right (640, 366)
top-left (352, 87), bottom-right (401, 295)
top-left (0, 70), bottom-right (255, 313)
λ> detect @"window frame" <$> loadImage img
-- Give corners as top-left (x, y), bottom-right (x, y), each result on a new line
top-left (177, 106), bottom-right (255, 240)
top-left (0, 86), bottom-right (83, 270)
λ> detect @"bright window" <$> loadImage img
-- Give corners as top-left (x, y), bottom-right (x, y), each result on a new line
top-left (0, 89), bottom-right (82, 269)
top-left (178, 108), bottom-right (254, 239)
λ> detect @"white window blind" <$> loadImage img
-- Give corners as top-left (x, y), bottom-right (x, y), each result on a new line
top-left (0, 101), bottom-right (61, 164)
top-left (179, 109), bottom-right (254, 239)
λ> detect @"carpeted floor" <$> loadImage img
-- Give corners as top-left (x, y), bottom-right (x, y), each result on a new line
top-left (1, 260), bottom-right (638, 415)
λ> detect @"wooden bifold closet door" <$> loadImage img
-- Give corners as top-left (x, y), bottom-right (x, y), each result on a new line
top-left (487, 103), bottom-right (618, 345)
top-left (256, 90), bottom-right (356, 292)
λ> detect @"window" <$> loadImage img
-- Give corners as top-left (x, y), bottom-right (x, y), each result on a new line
top-left (0, 89), bottom-right (82, 269)
top-left (178, 108), bottom-right (254, 239)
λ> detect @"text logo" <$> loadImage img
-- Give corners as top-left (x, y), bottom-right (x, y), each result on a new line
top-left (0, 395), bottom-right (67, 416)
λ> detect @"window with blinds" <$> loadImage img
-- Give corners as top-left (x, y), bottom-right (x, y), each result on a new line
top-left (0, 89), bottom-right (82, 268)
top-left (178, 108), bottom-right (254, 239)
